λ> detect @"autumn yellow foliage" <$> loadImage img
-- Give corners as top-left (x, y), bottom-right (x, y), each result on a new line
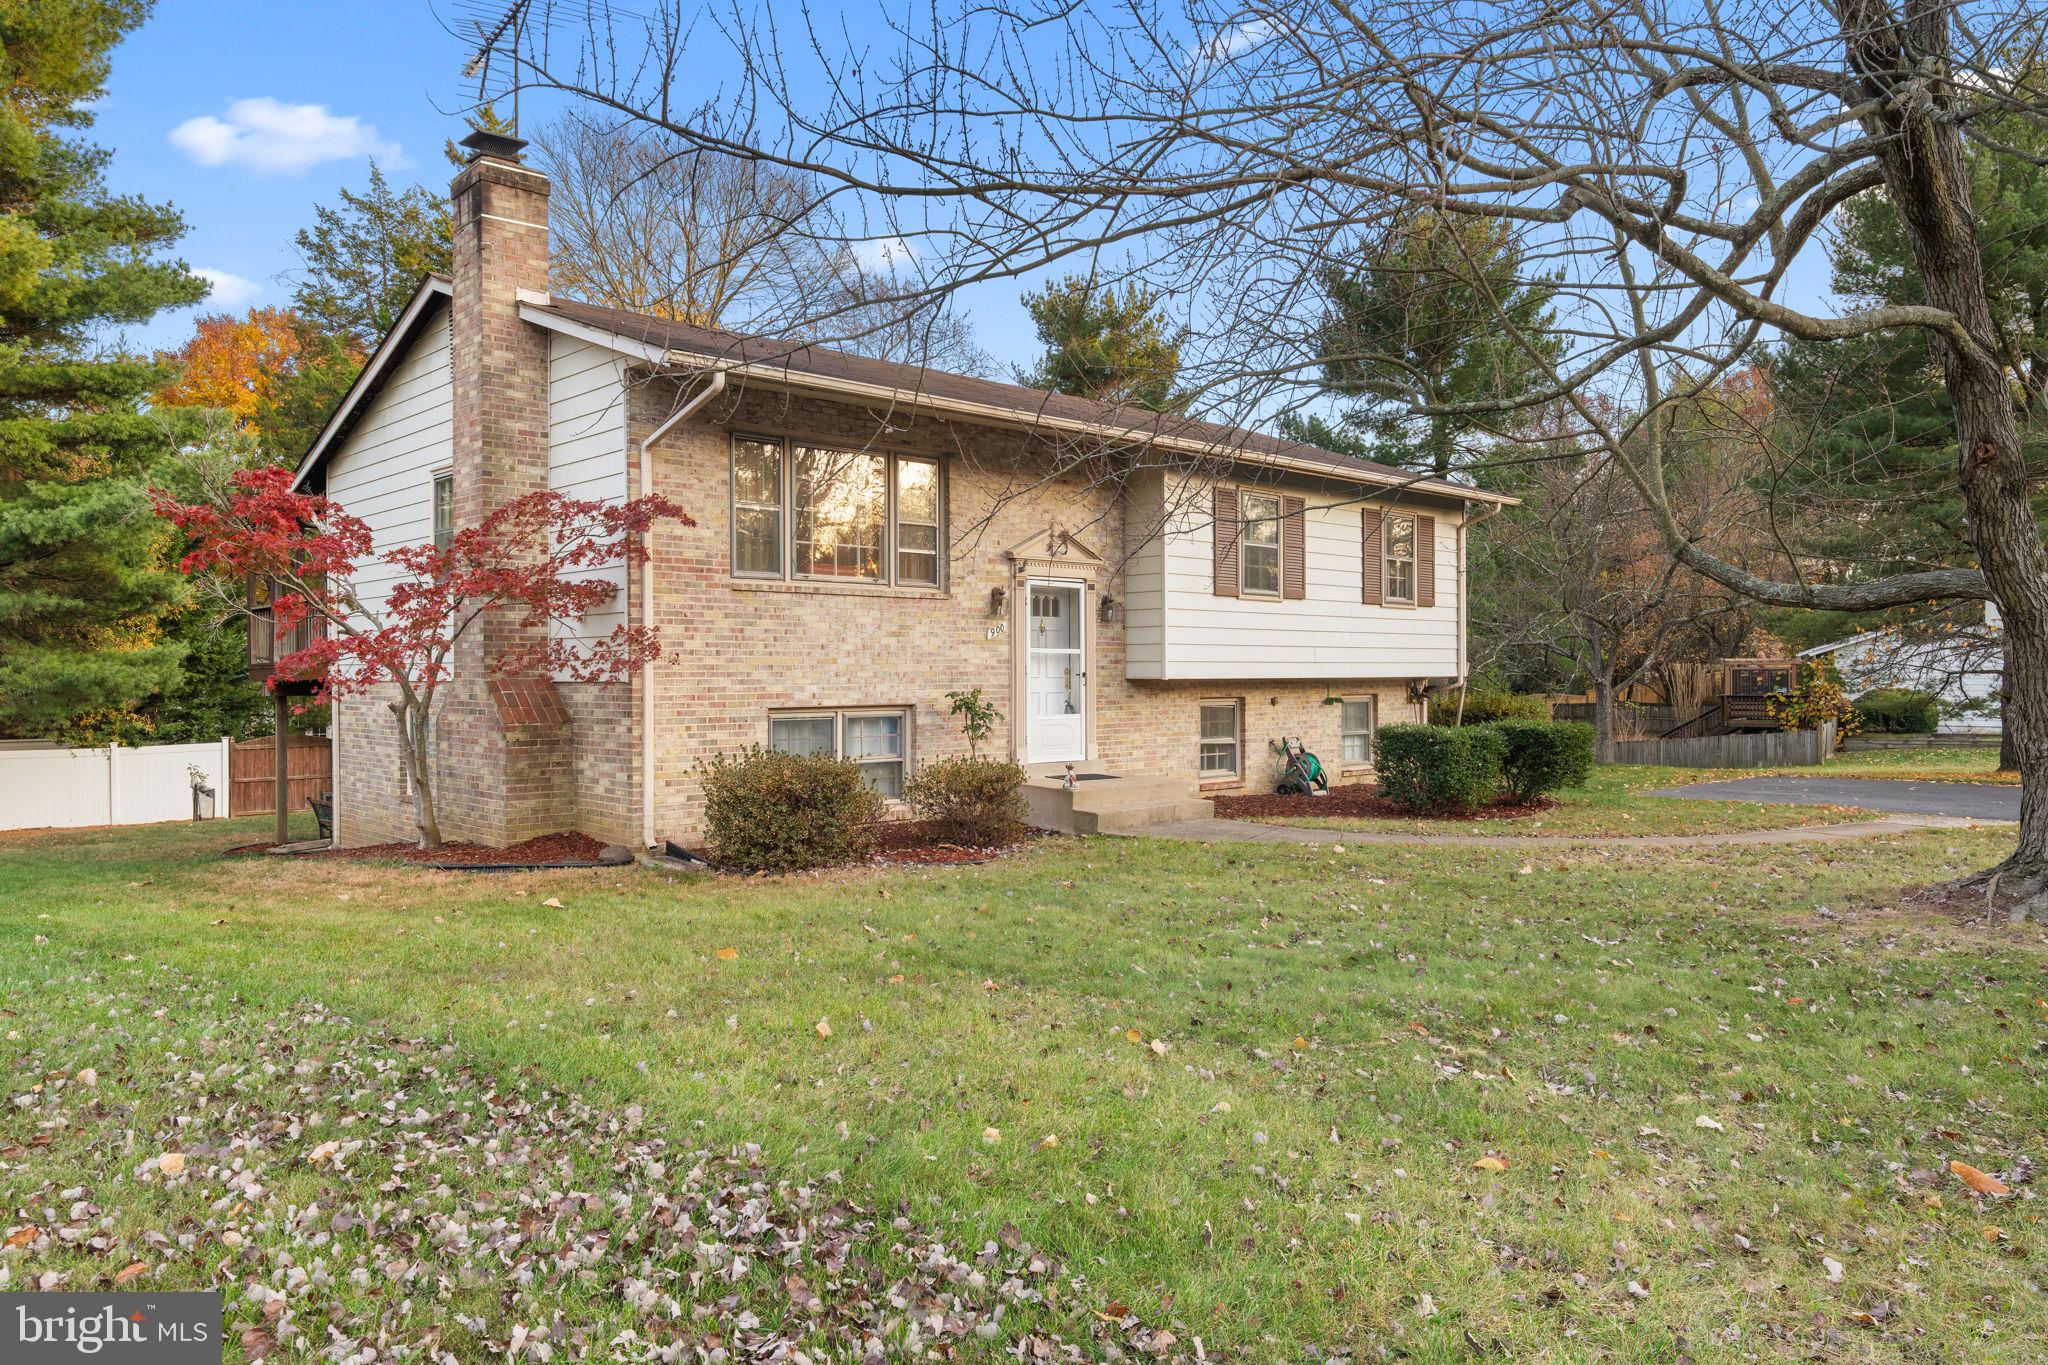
top-left (153, 307), bottom-right (304, 425)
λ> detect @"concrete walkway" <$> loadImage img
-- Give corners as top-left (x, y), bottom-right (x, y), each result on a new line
top-left (1135, 814), bottom-right (1983, 850)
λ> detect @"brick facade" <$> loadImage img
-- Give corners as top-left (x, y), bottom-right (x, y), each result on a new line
top-left (632, 377), bottom-right (1426, 844)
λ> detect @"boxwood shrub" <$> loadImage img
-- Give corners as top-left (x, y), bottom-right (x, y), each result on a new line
top-left (1853, 687), bottom-right (1942, 734)
top-left (1426, 682), bottom-right (1550, 726)
top-left (905, 755), bottom-right (1027, 845)
top-left (1374, 723), bottom-right (1507, 814)
top-left (1491, 719), bottom-right (1595, 801)
top-left (698, 745), bottom-right (883, 872)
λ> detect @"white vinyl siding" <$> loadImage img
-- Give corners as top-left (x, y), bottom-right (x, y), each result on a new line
top-left (547, 334), bottom-right (632, 659)
top-left (1122, 469), bottom-right (1464, 680)
top-left (321, 308), bottom-right (455, 620)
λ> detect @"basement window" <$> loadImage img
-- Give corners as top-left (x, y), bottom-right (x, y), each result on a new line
top-left (769, 708), bottom-right (909, 799)
top-left (1341, 698), bottom-right (1375, 767)
top-left (1198, 701), bottom-right (1241, 780)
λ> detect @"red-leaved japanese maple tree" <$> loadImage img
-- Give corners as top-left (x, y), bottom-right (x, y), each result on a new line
top-left (155, 466), bottom-right (690, 848)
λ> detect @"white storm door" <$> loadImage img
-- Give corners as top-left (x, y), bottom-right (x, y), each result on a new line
top-left (1025, 580), bottom-right (1086, 762)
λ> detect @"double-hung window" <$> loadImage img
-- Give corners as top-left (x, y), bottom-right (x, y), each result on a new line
top-left (1383, 512), bottom-right (1417, 605)
top-left (769, 709), bottom-right (909, 798)
top-left (431, 471), bottom-right (454, 552)
top-left (1340, 698), bottom-right (1375, 767)
top-left (732, 436), bottom-right (943, 587)
top-left (1239, 492), bottom-right (1281, 596)
top-left (1198, 701), bottom-right (1241, 779)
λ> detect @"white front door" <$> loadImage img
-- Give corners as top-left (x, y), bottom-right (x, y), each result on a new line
top-left (1025, 579), bottom-right (1087, 763)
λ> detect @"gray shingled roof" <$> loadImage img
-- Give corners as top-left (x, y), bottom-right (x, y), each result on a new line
top-left (531, 296), bottom-right (1508, 504)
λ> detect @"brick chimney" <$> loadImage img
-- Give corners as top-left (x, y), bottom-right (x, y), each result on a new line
top-left (440, 129), bottom-right (572, 845)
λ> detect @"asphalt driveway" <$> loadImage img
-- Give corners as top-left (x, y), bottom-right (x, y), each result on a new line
top-left (1651, 775), bottom-right (2019, 821)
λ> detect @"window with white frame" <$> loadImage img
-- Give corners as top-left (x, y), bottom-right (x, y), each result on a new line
top-left (1383, 512), bottom-right (1417, 605)
top-left (768, 709), bottom-right (909, 798)
top-left (1240, 491), bottom-right (1281, 596)
top-left (1340, 698), bottom-right (1375, 766)
top-left (431, 471), bottom-right (454, 552)
top-left (1198, 701), bottom-right (1241, 779)
top-left (732, 436), bottom-right (942, 587)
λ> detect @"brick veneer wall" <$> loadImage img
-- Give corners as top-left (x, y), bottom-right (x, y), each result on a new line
top-left (631, 376), bottom-right (1430, 843)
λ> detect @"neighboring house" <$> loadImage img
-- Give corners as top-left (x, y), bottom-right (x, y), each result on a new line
top-left (1798, 608), bottom-right (2004, 736)
top-left (291, 131), bottom-right (1512, 848)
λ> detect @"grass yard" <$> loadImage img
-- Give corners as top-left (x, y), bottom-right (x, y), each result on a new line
top-left (1247, 764), bottom-right (1885, 838)
top-left (4, 813), bottom-right (2045, 1361)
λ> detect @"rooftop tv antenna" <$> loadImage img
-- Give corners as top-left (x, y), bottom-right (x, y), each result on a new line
top-left (460, 0), bottom-right (531, 134)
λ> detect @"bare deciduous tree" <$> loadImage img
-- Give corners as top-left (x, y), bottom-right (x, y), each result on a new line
top-left (484, 0), bottom-right (2048, 912)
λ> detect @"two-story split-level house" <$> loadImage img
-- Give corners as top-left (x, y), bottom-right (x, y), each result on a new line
top-left (291, 130), bottom-right (1514, 848)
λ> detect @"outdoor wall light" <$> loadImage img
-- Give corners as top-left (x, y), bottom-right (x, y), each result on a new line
top-left (989, 585), bottom-right (1008, 617)
top-left (1098, 595), bottom-right (1119, 623)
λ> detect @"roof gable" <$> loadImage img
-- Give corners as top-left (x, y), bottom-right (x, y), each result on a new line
top-left (291, 276), bottom-right (451, 492)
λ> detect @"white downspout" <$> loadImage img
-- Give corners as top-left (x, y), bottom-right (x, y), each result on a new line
top-left (639, 367), bottom-right (727, 850)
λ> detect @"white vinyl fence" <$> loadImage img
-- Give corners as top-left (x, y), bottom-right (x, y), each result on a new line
top-left (0, 739), bottom-right (232, 831)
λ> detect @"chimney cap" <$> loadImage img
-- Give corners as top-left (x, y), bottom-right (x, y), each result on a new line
top-left (460, 128), bottom-right (528, 162)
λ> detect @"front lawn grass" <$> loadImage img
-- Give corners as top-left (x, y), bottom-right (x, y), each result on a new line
top-left (3, 814), bottom-right (2043, 1361)
top-left (1251, 764), bottom-right (1882, 838)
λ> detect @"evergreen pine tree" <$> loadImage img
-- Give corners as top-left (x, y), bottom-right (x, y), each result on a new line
top-left (0, 0), bottom-right (207, 736)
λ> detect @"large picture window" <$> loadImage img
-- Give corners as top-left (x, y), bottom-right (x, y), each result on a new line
top-left (731, 436), bottom-right (943, 587)
top-left (769, 708), bottom-right (908, 798)
top-left (1240, 492), bottom-right (1281, 596)
top-left (1383, 512), bottom-right (1417, 605)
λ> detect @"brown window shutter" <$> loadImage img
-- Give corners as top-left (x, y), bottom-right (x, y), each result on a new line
top-left (1280, 495), bottom-right (1306, 599)
top-left (1213, 486), bottom-right (1240, 597)
top-left (1416, 514), bottom-right (1436, 608)
top-left (1361, 508), bottom-right (1383, 604)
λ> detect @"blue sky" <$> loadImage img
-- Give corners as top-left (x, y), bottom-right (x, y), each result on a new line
top-left (96, 0), bottom-right (1048, 364)
top-left (100, 3), bottom-right (1837, 390)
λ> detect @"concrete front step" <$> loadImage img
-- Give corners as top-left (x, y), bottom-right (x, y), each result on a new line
top-left (1022, 772), bottom-right (1215, 835)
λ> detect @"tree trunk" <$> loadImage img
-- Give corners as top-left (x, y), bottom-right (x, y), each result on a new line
top-left (1591, 674), bottom-right (1617, 765)
top-left (1998, 672), bottom-right (2019, 774)
top-left (1848, 1), bottom-right (2048, 913)
top-left (391, 698), bottom-right (442, 849)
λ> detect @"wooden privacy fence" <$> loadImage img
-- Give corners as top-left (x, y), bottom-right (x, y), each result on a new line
top-left (1610, 722), bottom-right (1835, 770)
top-left (229, 736), bottom-right (331, 816)
top-left (1551, 702), bottom-right (1681, 737)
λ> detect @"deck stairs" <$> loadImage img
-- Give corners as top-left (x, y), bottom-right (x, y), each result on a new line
top-left (1021, 766), bottom-right (1214, 835)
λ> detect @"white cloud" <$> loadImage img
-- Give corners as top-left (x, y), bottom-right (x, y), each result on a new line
top-left (196, 268), bottom-right (263, 309)
top-left (169, 98), bottom-right (401, 174)
top-left (851, 236), bottom-right (917, 274)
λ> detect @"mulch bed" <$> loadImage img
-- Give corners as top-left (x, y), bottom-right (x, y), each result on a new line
top-left (229, 831), bottom-right (618, 867)
top-left (864, 819), bottom-right (1037, 865)
top-left (1209, 782), bottom-right (1554, 822)
top-left (233, 823), bottom-right (1037, 871)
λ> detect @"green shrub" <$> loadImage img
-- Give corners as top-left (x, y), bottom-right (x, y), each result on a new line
top-left (1374, 723), bottom-right (1507, 814)
top-left (1853, 688), bottom-right (1942, 734)
top-left (698, 746), bottom-right (883, 872)
top-left (1491, 720), bottom-right (1595, 801)
top-left (1428, 683), bottom-right (1550, 726)
top-left (905, 755), bottom-right (1027, 845)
